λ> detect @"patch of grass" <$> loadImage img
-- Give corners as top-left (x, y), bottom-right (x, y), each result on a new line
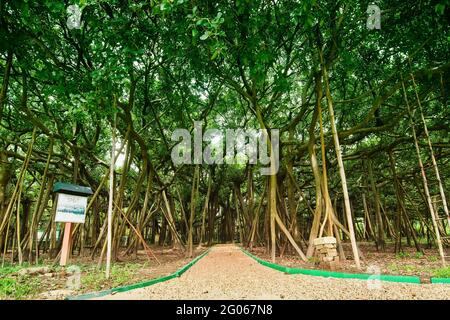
top-left (0, 277), bottom-right (41, 299)
top-left (387, 263), bottom-right (433, 275)
top-left (0, 262), bottom-right (55, 275)
top-left (0, 261), bottom-right (155, 299)
top-left (413, 252), bottom-right (424, 259)
top-left (395, 252), bottom-right (410, 259)
top-left (387, 263), bottom-right (399, 273)
top-left (426, 255), bottom-right (439, 262)
top-left (308, 257), bottom-right (319, 264)
top-left (81, 272), bottom-right (105, 291)
top-left (401, 265), bottom-right (419, 273)
top-left (0, 262), bottom-right (57, 299)
top-left (0, 265), bottom-right (23, 276)
top-left (80, 263), bottom-right (147, 292)
top-left (433, 267), bottom-right (450, 278)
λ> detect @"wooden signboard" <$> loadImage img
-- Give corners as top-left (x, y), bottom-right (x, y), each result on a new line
top-left (55, 193), bottom-right (88, 224)
top-left (53, 182), bottom-right (93, 266)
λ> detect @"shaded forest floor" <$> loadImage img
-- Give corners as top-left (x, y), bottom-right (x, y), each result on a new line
top-left (0, 246), bottom-right (206, 300)
top-left (249, 242), bottom-right (450, 280)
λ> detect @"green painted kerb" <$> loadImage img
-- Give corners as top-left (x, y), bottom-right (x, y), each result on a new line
top-left (431, 277), bottom-right (450, 284)
top-left (66, 249), bottom-right (210, 300)
top-left (241, 248), bottom-right (423, 284)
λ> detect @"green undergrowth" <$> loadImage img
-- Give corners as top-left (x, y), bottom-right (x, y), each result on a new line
top-left (0, 261), bottom-right (151, 299)
top-left (394, 251), bottom-right (428, 259)
top-left (0, 263), bottom-right (47, 299)
top-left (0, 277), bottom-right (41, 299)
top-left (79, 262), bottom-right (150, 292)
top-left (433, 266), bottom-right (450, 278)
top-left (387, 263), bottom-right (450, 278)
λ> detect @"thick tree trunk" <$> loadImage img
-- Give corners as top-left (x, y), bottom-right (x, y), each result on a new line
top-left (306, 107), bottom-right (323, 258)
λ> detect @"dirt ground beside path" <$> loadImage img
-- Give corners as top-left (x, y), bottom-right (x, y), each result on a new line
top-left (250, 243), bottom-right (450, 279)
top-left (98, 244), bottom-right (450, 300)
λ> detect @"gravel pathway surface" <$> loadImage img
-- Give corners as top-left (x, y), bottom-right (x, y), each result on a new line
top-left (99, 244), bottom-right (450, 300)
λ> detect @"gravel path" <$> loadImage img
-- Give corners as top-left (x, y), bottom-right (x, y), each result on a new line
top-left (99, 244), bottom-right (450, 300)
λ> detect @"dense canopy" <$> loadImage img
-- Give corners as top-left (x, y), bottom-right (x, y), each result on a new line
top-left (0, 0), bottom-right (449, 271)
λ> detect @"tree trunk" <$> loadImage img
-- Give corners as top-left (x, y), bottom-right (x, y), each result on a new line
top-left (187, 165), bottom-right (199, 257)
top-left (368, 159), bottom-right (385, 251)
top-left (321, 55), bottom-right (361, 269)
top-left (402, 80), bottom-right (446, 266)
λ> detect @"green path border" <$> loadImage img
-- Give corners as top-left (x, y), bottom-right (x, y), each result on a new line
top-left (241, 248), bottom-right (423, 284)
top-left (431, 277), bottom-right (450, 284)
top-left (66, 249), bottom-right (210, 300)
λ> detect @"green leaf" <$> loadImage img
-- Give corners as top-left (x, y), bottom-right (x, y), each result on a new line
top-left (435, 4), bottom-right (446, 15)
top-left (160, 2), bottom-right (171, 12)
top-left (211, 49), bottom-right (220, 60)
top-left (200, 32), bottom-right (209, 40)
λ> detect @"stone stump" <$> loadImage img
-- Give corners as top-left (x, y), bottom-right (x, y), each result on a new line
top-left (313, 236), bottom-right (339, 270)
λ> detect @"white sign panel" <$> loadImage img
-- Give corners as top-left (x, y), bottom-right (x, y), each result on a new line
top-left (55, 193), bottom-right (88, 223)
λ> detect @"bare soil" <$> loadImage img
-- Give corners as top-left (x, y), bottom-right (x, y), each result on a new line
top-left (251, 242), bottom-right (449, 279)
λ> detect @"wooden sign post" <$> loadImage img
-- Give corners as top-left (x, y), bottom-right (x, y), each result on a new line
top-left (53, 182), bottom-right (93, 266)
top-left (60, 222), bottom-right (73, 266)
